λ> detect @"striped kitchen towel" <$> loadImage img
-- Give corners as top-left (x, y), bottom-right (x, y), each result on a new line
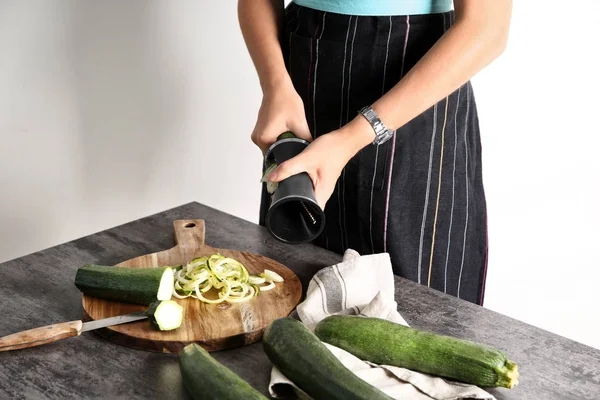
top-left (268, 249), bottom-right (496, 400)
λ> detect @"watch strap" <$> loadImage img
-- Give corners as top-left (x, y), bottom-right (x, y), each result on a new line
top-left (358, 106), bottom-right (394, 145)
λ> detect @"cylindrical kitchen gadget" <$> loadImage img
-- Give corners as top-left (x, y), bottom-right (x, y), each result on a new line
top-left (264, 134), bottom-right (325, 244)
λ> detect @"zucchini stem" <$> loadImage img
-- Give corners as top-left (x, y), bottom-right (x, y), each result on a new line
top-left (494, 359), bottom-right (520, 388)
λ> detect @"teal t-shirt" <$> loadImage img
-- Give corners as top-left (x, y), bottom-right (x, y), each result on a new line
top-left (292, 0), bottom-right (453, 16)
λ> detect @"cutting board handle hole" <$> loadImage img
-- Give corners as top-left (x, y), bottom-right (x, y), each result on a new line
top-left (184, 223), bottom-right (196, 228)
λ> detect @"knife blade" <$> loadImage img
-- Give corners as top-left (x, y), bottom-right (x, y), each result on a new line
top-left (80, 311), bottom-right (147, 332)
top-left (0, 311), bottom-right (148, 352)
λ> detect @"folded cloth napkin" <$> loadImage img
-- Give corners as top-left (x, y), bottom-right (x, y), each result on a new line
top-left (268, 249), bottom-right (496, 400)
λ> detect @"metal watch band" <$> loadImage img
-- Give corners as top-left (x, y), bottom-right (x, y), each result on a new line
top-left (358, 106), bottom-right (394, 145)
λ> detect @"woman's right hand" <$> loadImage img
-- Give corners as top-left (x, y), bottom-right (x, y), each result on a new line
top-left (251, 79), bottom-right (312, 153)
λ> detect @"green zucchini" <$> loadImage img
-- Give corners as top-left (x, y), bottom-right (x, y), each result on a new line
top-left (178, 343), bottom-right (267, 400)
top-left (263, 317), bottom-right (393, 400)
top-left (262, 132), bottom-right (299, 194)
top-left (315, 315), bottom-right (520, 389)
top-left (146, 300), bottom-right (183, 331)
top-left (75, 264), bottom-right (174, 305)
top-left (277, 131), bottom-right (297, 140)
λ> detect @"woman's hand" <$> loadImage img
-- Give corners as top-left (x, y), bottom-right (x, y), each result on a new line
top-left (268, 116), bottom-right (376, 208)
top-left (251, 80), bottom-right (312, 153)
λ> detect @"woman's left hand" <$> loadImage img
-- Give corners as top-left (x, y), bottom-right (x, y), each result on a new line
top-left (268, 116), bottom-right (375, 209)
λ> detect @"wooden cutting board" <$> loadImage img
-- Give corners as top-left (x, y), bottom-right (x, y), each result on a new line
top-left (81, 219), bottom-right (302, 353)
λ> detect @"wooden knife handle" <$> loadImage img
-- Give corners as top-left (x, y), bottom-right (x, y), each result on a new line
top-left (0, 320), bottom-right (82, 352)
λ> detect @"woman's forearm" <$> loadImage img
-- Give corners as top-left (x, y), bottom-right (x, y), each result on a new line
top-left (238, 0), bottom-right (290, 93)
top-left (341, 0), bottom-right (513, 151)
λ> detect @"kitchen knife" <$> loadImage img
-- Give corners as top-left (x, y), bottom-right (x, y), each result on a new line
top-left (0, 311), bottom-right (148, 352)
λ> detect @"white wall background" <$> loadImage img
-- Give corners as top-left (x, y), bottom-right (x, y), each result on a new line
top-left (1, 1), bottom-right (599, 349)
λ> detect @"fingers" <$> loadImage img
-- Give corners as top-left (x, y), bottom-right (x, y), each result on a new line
top-left (250, 86), bottom-right (314, 152)
top-left (269, 154), bottom-right (328, 210)
top-left (268, 156), bottom-right (306, 182)
top-left (268, 160), bottom-right (332, 211)
top-left (251, 127), bottom-right (273, 155)
top-left (252, 120), bottom-right (312, 154)
top-left (266, 148), bottom-right (339, 211)
top-left (268, 154), bottom-right (310, 183)
top-left (288, 118), bottom-right (313, 143)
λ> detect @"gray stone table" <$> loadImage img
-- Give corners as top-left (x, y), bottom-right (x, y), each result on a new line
top-left (0, 202), bottom-right (598, 400)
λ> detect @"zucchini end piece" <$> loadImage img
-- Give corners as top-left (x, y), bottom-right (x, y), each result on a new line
top-left (494, 359), bottom-right (520, 388)
top-left (147, 300), bottom-right (184, 331)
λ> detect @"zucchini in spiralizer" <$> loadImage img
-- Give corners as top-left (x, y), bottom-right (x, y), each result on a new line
top-left (75, 264), bottom-right (174, 305)
top-left (178, 343), bottom-right (267, 400)
top-left (263, 318), bottom-right (393, 400)
top-left (315, 315), bottom-right (520, 389)
top-left (146, 300), bottom-right (183, 331)
top-left (261, 131), bottom-right (298, 194)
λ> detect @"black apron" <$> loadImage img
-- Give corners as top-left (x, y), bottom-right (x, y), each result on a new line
top-left (260, 3), bottom-right (489, 306)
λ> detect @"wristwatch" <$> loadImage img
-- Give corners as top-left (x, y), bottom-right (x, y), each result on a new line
top-left (358, 106), bottom-right (394, 145)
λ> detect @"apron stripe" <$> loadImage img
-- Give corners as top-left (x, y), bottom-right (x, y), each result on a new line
top-left (417, 103), bottom-right (438, 284)
top-left (307, 15), bottom-right (323, 138)
top-left (384, 15), bottom-right (408, 252)
top-left (342, 16), bottom-right (358, 249)
top-left (382, 16), bottom-right (393, 94)
top-left (444, 86), bottom-right (461, 293)
top-left (346, 17), bottom-right (359, 124)
top-left (457, 84), bottom-right (471, 299)
top-left (339, 16), bottom-right (352, 128)
top-left (383, 133), bottom-right (396, 253)
top-left (286, 5), bottom-right (299, 26)
top-left (369, 147), bottom-right (379, 253)
top-left (370, 16), bottom-right (393, 254)
top-left (341, 170), bottom-right (347, 248)
top-left (400, 15), bottom-right (410, 78)
top-left (337, 15), bottom-right (352, 251)
top-left (480, 212), bottom-right (488, 305)
top-left (427, 96), bottom-right (449, 287)
top-left (288, 7), bottom-right (301, 72)
top-left (312, 13), bottom-right (327, 137)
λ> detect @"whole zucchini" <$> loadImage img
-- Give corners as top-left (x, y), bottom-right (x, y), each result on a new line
top-left (178, 343), bottom-right (267, 400)
top-left (75, 264), bottom-right (174, 305)
top-left (315, 315), bottom-right (519, 389)
top-left (263, 317), bottom-right (393, 400)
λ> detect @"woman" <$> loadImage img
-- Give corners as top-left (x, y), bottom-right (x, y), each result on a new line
top-left (238, 0), bottom-right (511, 306)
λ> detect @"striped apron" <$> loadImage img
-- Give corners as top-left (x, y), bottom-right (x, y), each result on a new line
top-left (259, 3), bottom-right (489, 306)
